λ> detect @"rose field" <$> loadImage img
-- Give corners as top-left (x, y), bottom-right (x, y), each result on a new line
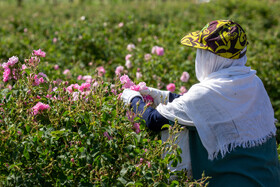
top-left (0, 0), bottom-right (280, 186)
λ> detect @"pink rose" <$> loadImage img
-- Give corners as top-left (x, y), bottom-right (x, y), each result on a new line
top-left (144, 53), bottom-right (152, 61)
top-left (77, 75), bottom-right (82, 80)
top-left (96, 66), bottom-right (106, 76)
top-left (7, 56), bottom-right (19, 66)
top-left (143, 95), bottom-right (154, 103)
top-left (180, 72), bottom-right (190, 82)
top-left (33, 49), bottom-right (46, 57)
top-left (63, 69), bottom-right (70, 75)
top-left (32, 102), bottom-right (50, 115)
top-left (120, 74), bottom-right (135, 89)
top-left (53, 38), bottom-right (58, 43)
top-left (125, 54), bottom-right (132, 61)
top-left (118, 22), bottom-right (124, 28)
top-left (92, 81), bottom-right (99, 87)
top-left (54, 65), bottom-right (59, 70)
top-left (38, 72), bottom-right (47, 78)
top-left (166, 83), bottom-right (176, 92)
top-left (147, 161), bottom-right (151, 168)
top-left (79, 83), bottom-right (91, 92)
top-left (136, 72), bottom-right (142, 80)
top-left (156, 47), bottom-right (164, 56)
top-left (22, 64), bottom-right (27, 70)
top-left (83, 75), bottom-right (93, 83)
top-left (2, 63), bottom-right (8, 69)
top-left (127, 44), bottom-right (135, 51)
top-left (151, 46), bottom-right (164, 56)
top-left (3, 68), bottom-right (11, 82)
top-left (133, 123), bottom-right (141, 134)
top-left (125, 60), bottom-right (132, 69)
top-left (180, 86), bottom-right (188, 95)
top-left (39, 77), bottom-right (44, 83)
top-left (115, 66), bottom-right (124, 75)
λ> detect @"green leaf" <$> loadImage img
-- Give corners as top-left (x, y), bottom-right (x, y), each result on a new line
top-left (120, 168), bottom-right (128, 177)
top-left (161, 124), bottom-right (170, 129)
top-left (23, 145), bottom-right (30, 160)
top-left (117, 177), bottom-right (127, 185)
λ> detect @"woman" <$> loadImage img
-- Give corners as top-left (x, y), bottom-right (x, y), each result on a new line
top-left (121, 20), bottom-right (280, 186)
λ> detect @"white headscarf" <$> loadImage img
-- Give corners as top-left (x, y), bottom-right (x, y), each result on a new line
top-left (157, 48), bottom-right (277, 160)
top-left (195, 48), bottom-right (247, 82)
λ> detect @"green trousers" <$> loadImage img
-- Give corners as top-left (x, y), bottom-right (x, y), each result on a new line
top-left (188, 127), bottom-right (280, 187)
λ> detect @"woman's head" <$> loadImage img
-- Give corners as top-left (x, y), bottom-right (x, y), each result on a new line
top-left (181, 20), bottom-right (248, 59)
top-left (195, 48), bottom-right (247, 82)
top-left (180, 20), bottom-right (249, 81)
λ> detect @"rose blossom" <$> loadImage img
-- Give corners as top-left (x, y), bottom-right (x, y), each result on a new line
top-left (83, 75), bottom-right (93, 83)
top-left (125, 60), bottom-right (132, 69)
top-left (54, 65), bottom-right (59, 70)
top-left (151, 46), bottom-right (164, 56)
top-left (125, 54), bottom-right (132, 61)
top-left (33, 49), bottom-right (46, 57)
top-left (115, 66), bottom-right (124, 75)
top-left (156, 47), bottom-right (164, 56)
top-left (180, 86), bottom-right (188, 95)
top-left (92, 81), bottom-right (99, 87)
top-left (127, 44), bottom-right (135, 51)
top-left (120, 75), bottom-right (135, 89)
top-left (32, 102), bottom-right (50, 115)
top-left (180, 71), bottom-right (190, 82)
top-left (77, 75), bottom-right (82, 80)
top-left (53, 38), bottom-right (58, 43)
top-left (63, 69), bottom-right (70, 75)
top-left (166, 83), bottom-right (176, 92)
top-left (136, 72), bottom-right (142, 80)
top-left (22, 64), bottom-right (27, 70)
top-left (67, 84), bottom-right (80, 93)
top-left (96, 66), bottom-right (106, 76)
top-left (2, 63), bottom-right (9, 69)
top-left (3, 68), bottom-right (11, 82)
top-left (79, 83), bottom-right (91, 92)
top-left (7, 56), bottom-right (19, 66)
top-left (133, 123), bottom-right (140, 134)
top-left (38, 72), bottom-right (47, 78)
top-left (130, 82), bottom-right (147, 91)
top-left (144, 53), bottom-right (152, 61)
top-left (118, 22), bottom-right (124, 28)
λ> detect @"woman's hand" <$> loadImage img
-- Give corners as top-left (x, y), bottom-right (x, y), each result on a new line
top-left (121, 89), bottom-right (143, 105)
top-left (139, 87), bottom-right (169, 107)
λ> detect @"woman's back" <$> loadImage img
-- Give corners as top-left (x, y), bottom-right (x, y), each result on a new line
top-left (188, 127), bottom-right (280, 187)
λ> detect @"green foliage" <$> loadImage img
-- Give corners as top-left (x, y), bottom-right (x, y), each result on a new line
top-left (0, 53), bottom-right (206, 185)
top-left (0, 0), bottom-right (280, 185)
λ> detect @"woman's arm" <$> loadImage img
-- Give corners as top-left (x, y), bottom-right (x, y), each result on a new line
top-left (169, 92), bottom-right (181, 102)
top-left (131, 93), bottom-right (182, 131)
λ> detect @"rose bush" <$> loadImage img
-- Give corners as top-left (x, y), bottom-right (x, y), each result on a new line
top-left (0, 51), bottom-right (209, 186)
top-left (0, 0), bottom-right (280, 185)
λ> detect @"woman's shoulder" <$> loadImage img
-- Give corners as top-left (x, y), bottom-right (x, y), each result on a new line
top-left (182, 83), bottom-right (214, 101)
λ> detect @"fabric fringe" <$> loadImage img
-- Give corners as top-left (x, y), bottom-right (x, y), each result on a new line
top-left (208, 131), bottom-right (276, 160)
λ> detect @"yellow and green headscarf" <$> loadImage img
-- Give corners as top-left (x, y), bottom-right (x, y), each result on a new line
top-left (181, 20), bottom-right (248, 59)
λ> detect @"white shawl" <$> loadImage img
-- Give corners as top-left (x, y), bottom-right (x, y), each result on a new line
top-left (157, 49), bottom-right (277, 163)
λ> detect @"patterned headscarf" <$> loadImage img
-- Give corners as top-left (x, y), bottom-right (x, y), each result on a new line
top-left (181, 20), bottom-right (248, 59)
